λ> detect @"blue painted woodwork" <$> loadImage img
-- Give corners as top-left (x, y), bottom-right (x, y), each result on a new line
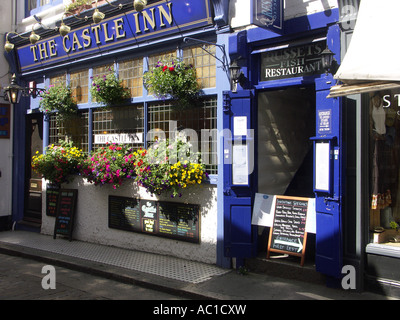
top-left (225, 10), bottom-right (344, 280)
top-left (223, 90), bottom-right (257, 263)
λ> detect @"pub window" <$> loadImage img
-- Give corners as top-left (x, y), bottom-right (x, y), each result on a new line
top-left (92, 104), bottom-right (144, 151)
top-left (148, 98), bottom-right (218, 174)
top-left (148, 51), bottom-right (177, 68)
top-left (49, 73), bottom-right (66, 87)
top-left (119, 58), bottom-right (143, 98)
top-left (70, 69), bottom-right (89, 104)
top-left (182, 45), bottom-right (216, 89)
top-left (48, 111), bottom-right (89, 153)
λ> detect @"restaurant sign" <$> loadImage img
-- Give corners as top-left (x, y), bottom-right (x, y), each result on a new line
top-left (252, 0), bottom-right (283, 34)
top-left (16, 0), bottom-right (212, 72)
top-left (260, 41), bottom-right (325, 81)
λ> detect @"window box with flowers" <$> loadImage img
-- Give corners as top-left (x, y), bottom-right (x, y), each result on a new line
top-left (79, 143), bottom-right (136, 189)
top-left (31, 140), bottom-right (85, 187)
top-left (143, 58), bottom-right (201, 109)
top-left (90, 67), bottom-right (131, 107)
top-left (134, 136), bottom-right (208, 198)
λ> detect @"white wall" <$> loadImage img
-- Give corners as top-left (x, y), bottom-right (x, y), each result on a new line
top-left (230, 0), bottom-right (339, 29)
top-left (0, 0), bottom-right (13, 218)
top-left (41, 178), bottom-right (218, 264)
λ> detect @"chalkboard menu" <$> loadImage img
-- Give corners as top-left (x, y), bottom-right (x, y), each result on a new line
top-left (267, 196), bottom-right (308, 266)
top-left (46, 188), bottom-right (60, 217)
top-left (53, 189), bottom-right (78, 241)
top-left (108, 196), bottom-right (200, 243)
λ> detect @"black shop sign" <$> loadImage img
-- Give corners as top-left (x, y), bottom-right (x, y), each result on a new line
top-left (260, 40), bottom-right (325, 81)
top-left (108, 196), bottom-right (200, 243)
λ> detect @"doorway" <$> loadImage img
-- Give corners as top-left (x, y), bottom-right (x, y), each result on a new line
top-left (24, 114), bottom-right (43, 226)
top-left (256, 86), bottom-right (316, 263)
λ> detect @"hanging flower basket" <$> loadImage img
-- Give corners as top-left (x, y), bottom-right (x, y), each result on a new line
top-left (39, 85), bottom-right (78, 122)
top-left (90, 67), bottom-right (131, 107)
top-left (143, 58), bottom-right (201, 109)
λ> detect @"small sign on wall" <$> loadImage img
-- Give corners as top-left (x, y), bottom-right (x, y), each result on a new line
top-left (252, 0), bottom-right (284, 34)
top-left (0, 104), bottom-right (10, 139)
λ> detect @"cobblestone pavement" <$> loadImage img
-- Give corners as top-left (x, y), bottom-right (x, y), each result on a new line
top-left (0, 253), bottom-right (184, 300)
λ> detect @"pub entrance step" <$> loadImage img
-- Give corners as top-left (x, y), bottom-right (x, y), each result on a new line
top-left (246, 230), bottom-right (324, 285)
top-left (245, 251), bottom-right (325, 286)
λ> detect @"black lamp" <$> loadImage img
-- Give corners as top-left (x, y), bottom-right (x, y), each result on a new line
top-left (3, 74), bottom-right (45, 104)
top-left (229, 60), bottom-right (245, 92)
top-left (320, 47), bottom-right (336, 75)
top-left (4, 74), bottom-right (24, 104)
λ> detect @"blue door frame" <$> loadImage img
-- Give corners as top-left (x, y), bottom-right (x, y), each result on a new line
top-left (224, 11), bottom-right (344, 281)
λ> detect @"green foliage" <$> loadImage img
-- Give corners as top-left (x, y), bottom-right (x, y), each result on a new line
top-left (79, 143), bottom-right (136, 189)
top-left (90, 67), bottom-right (131, 107)
top-left (31, 140), bottom-right (85, 186)
top-left (134, 136), bottom-right (207, 197)
top-left (64, 0), bottom-right (92, 13)
top-left (143, 58), bottom-right (201, 109)
top-left (39, 85), bottom-right (78, 121)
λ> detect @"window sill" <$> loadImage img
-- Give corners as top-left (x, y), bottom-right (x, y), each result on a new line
top-left (366, 243), bottom-right (400, 259)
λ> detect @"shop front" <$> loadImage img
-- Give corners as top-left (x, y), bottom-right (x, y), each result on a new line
top-left (329, 0), bottom-right (400, 296)
top-left (6, 0), bottom-right (231, 266)
top-left (223, 6), bottom-right (346, 285)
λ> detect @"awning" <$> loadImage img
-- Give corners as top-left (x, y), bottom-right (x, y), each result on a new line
top-left (329, 0), bottom-right (400, 97)
top-left (328, 82), bottom-right (400, 98)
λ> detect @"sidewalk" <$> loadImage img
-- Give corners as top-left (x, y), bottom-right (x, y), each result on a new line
top-left (0, 230), bottom-right (395, 300)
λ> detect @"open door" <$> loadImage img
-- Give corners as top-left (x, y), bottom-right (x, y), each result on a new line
top-left (24, 114), bottom-right (43, 227)
top-left (223, 90), bottom-right (257, 265)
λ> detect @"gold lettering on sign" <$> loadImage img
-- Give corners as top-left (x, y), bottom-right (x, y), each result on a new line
top-left (27, 3), bottom-right (174, 63)
top-left (38, 43), bottom-right (48, 59)
top-left (30, 46), bottom-right (39, 62)
top-left (143, 8), bottom-right (156, 31)
top-left (72, 32), bottom-right (83, 51)
top-left (82, 28), bottom-right (91, 48)
top-left (48, 40), bottom-right (57, 57)
top-left (102, 23), bottom-right (114, 42)
top-left (159, 2), bottom-right (173, 27)
top-left (114, 18), bottom-right (126, 39)
top-left (91, 25), bottom-right (102, 45)
top-left (63, 35), bottom-right (71, 53)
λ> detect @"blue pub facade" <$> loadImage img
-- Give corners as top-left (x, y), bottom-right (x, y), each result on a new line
top-left (5, 0), bottom-right (400, 295)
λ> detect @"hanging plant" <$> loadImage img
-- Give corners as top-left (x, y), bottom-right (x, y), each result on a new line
top-left (143, 58), bottom-right (201, 109)
top-left (39, 85), bottom-right (78, 121)
top-left (90, 67), bottom-right (131, 107)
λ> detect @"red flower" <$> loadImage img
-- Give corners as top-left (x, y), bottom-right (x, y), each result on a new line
top-left (162, 65), bottom-right (168, 72)
top-left (169, 67), bottom-right (175, 72)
